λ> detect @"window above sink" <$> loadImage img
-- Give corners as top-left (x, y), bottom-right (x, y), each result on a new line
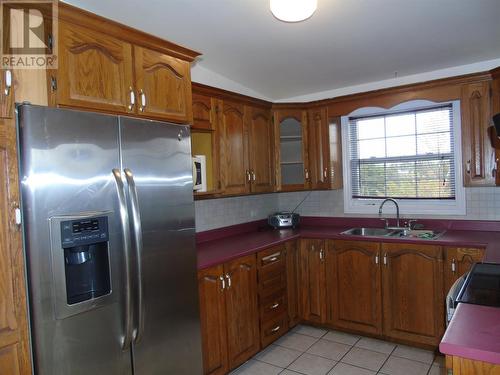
top-left (341, 100), bottom-right (466, 216)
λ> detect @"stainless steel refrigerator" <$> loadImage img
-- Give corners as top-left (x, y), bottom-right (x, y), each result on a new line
top-left (17, 104), bottom-right (203, 375)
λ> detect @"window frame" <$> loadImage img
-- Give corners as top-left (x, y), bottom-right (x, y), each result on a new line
top-left (341, 99), bottom-right (466, 216)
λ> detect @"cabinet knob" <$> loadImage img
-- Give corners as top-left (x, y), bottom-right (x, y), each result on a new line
top-left (128, 87), bottom-right (135, 111)
top-left (451, 259), bottom-right (456, 273)
top-left (138, 89), bottom-right (146, 112)
top-left (4, 70), bottom-right (12, 96)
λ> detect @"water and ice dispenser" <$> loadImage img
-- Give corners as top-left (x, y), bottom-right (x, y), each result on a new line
top-left (59, 216), bottom-right (111, 305)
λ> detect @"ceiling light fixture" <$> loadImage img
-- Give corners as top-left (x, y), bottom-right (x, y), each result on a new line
top-left (270, 0), bottom-right (317, 22)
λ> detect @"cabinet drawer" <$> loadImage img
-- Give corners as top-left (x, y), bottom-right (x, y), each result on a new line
top-left (260, 314), bottom-right (289, 348)
top-left (260, 292), bottom-right (287, 323)
top-left (257, 245), bottom-right (286, 271)
top-left (258, 267), bottom-right (287, 298)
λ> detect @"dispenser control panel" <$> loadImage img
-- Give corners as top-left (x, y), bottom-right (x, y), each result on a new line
top-left (60, 216), bottom-right (109, 248)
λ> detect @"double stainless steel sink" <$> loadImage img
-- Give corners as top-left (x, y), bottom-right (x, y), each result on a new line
top-left (340, 227), bottom-right (445, 240)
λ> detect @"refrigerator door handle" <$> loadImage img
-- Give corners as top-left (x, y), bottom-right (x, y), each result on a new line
top-left (112, 168), bottom-right (134, 350)
top-left (124, 168), bottom-right (144, 344)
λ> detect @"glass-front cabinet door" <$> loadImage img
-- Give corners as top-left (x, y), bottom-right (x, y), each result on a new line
top-left (273, 109), bottom-right (310, 191)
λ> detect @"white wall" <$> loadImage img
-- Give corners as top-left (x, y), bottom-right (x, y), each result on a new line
top-left (194, 188), bottom-right (500, 232)
top-left (191, 63), bottom-right (271, 101)
top-left (275, 57), bottom-right (500, 102)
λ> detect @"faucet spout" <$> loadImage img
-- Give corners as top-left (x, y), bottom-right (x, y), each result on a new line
top-left (378, 198), bottom-right (400, 228)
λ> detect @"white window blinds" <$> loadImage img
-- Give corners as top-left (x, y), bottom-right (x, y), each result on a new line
top-left (348, 104), bottom-right (455, 200)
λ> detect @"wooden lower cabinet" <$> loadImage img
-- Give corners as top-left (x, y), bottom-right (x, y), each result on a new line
top-left (443, 247), bottom-right (485, 293)
top-left (197, 255), bottom-right (259, 374)
top-left (286, 241), bottom-right (301, 327)
top-left (381, 243), bottom-right (445, 347)
top-left (446, 355), bottom-right (500, 375)
top-left (326, 240), bottom-right (382, 335)
top-left (198, 265), bottom-right (229, 375)
top-left (256, 245), bottom-right (289, 348)
top-left (300, 239), bottom-right (326, 324)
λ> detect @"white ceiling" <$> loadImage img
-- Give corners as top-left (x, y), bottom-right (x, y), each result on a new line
top-left (65, 0), bottom-right (500, 101)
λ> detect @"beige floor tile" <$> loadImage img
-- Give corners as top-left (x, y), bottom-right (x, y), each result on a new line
top-left (427, 364), bottom-right (443, 375)
top-left (288, 353), bottom-right (337, 375)
top-left (392, 344), bottom-right (434, 364)
top-left (354, 337), bottom-right (396, 354)
top-left (341, 347), bottom-right (388, 371)
top-left (275, 332), bottom-right (319, 352)
top-left (254, 344), bottom-right (302, 368)
top-left (306, 339), bottom-right (352, 361)
top-left (229, 359), bottom-right (282, 375)
top-left (328, 362), bottom-right (376, 375)
top-left (280, 370), bottom-right (304, 375)
top-left (433, 355), bottom-right (445, 367)
top-left (293, 324), bottom-right (329, 338)
top-left (323, 331), bottom-right (360, 346)
top-left (380, 356), bottom-right (431, 375)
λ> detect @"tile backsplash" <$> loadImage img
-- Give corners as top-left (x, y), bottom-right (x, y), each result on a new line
top-left (194, 187), bottom-right (500, 232)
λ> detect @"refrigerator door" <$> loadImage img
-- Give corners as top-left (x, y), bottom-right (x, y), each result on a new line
top-left (18, 105), bottom-right (133, 375)
top-left (120, 117), bottom-right (203, 375)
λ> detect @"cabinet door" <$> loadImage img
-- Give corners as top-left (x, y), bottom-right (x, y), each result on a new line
top-left (0, 118), bottom-right (31, 375)
top-left (286, 241), bottom-right (301, 327)
top-left (300, 239), bottom-right (326, 324)
top-left (198, 266), bottom-right (228, 375)
top-left (461, 81), bottom-right (495, 186)
top-left (492, 74), bottom-right (500, 186)
top-left (220, 101), bottom-right (249, 195)
top-left (328, 116), bottom-right (343, 190)
top-left (308, 107), bottom-right (331, 190)
top-left (444, 247), bottom-right (484, 293)
top-left (0, 70), bottom-right (13, 119)
top-left (274, 109), bottom-right (310, 191)
top-left (247, 106), bottom-right (274, 193)
top-left (224, 255), bottom-right (259, 370)
top-left (58, 21), bottom-right (134, 113)
top-left (381, 243), bottom-right (445, 346)
top-left (191, 94), bottom-right (220, 194)
top-left (327, 240), bottom-right (382, 335)
top-left (134, 46), bottom-right (192, 123)
top-left (192, 93), bottom-right (215, 131)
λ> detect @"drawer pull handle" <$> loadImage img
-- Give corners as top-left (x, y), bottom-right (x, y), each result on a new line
top-left (269, 325), bottom-right (280, 333)
top-left (262, 252), bottom-right (281, 263)
top-left (270, 302), bottom-right (280, 310)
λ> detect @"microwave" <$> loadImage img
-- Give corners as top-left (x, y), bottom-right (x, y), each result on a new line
top-left (192, 155), bottom-right (207, 192)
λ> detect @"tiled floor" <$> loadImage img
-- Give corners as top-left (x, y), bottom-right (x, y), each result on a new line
top-left (230, 325), bottom-right (444, 375)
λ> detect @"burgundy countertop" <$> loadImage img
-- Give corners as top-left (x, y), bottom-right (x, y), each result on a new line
top-left (440, 304), bottom-right (500, 365)
top-left (196, 216), bottom-right (500, 364)
top-left (197, 217), bottom-right (500, 270)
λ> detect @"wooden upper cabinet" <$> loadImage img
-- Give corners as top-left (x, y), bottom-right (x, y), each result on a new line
top-left (58, 21), bottom-right (134, 113)
top-left (381, 243), bottom-right (444, 346)
top-left (247, 106), bottom-right (274, 193)
top-left (133, 46), bottom-right (192, 123)
top-left (300, 239), bottom-right (326, 324)
top-left (224, 255), bottom-right (259, 370)
top-left (326, 240), bottom-right (382, 335)
top-left (328, 116), bottom-right (343, 190)
top-left (0, 118), bottom-right (31, 375)
top-left (219, 101), bottom-right (249, 195)
top-left (461, 81), bottom-right (495, 186)
top-left (274, 109), bottom-right (310, 191)
top-left (491, 70), bottom-right (500, 186)
top-left (308, 107), bottom-right (331, 190)
top-left (444, 247), bottom-right (484, 293)
top-left (192, 93), bottom-right (215, 130)
top-left (198, 265), bottom-right (228, 375)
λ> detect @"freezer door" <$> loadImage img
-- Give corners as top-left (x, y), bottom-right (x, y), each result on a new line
top-left (119, 117), bottom-right (203, 375)
top-left (17, 105), bottom-right (132, 375)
